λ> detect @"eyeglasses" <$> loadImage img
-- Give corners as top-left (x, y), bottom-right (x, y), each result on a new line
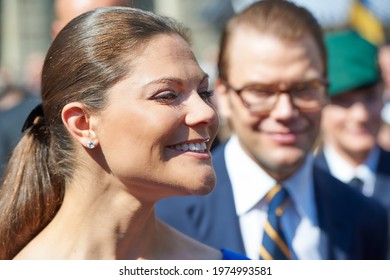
top-left (330, 83), bottom-right (383, 108)
top-left (223, 78), bottom-right (329, 115)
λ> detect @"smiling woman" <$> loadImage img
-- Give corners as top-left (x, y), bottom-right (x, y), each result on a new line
top-left (0, 7), bottom-right (247, 260)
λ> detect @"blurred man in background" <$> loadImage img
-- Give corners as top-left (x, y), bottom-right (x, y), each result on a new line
top-left (0, 71), bottom-right (40, 178)
top-left (316, 30), bottom-right (389, 200)
top-left (52, 0), bottom-right (132, 38)
top-left (315, 30), bottom-right (390, 258)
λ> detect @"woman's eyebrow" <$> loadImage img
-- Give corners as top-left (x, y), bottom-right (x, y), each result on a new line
top-left (145, 73), bottom-right (210, 87)
top-left (145, 77), bottom-right (184, 87)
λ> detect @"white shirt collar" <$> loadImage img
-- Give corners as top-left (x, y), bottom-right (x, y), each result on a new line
top-left (323, 144), bottom-right (379, 196)
top-left (225, 135), bottom-right (273, 216)
top-left (283, 155), bottom-right (317, 223)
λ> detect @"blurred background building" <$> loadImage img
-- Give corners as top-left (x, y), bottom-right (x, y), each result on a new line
top-left (1, 0), bottom-right (390, 90)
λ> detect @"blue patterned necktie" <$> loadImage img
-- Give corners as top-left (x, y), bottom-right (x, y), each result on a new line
top-left (259, 184), bottom-right (292, 260)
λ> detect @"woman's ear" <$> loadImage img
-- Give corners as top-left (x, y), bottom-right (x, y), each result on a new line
top-left (61, 102), bottom-right (99, 149)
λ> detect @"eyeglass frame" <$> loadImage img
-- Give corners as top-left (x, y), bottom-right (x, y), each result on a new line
top-left (222, 78), bottom-right (329, 114)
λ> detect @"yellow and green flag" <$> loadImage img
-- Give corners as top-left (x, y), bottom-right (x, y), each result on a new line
top-left (349, 0), bottom-right (385, 45)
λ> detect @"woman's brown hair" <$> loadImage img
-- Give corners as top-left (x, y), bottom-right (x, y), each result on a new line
top-left (0, 7), bottom-right (190, 259)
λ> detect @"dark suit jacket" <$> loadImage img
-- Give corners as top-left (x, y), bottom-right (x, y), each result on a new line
top-left (157, 142), bottom-right (388, 259)
top-left (315, 147), bottom-right (390, 258)
top-left (0, 95), bottom-right (40, 177)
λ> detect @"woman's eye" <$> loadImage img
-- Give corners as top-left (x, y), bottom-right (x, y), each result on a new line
top-left (154, 92), bottom-right (179, 102)
top-left (199, 90), bottom-right (214, 101)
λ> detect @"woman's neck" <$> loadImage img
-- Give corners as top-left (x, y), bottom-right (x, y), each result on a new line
top-left (14, 170), bottom-right (221, 260)
top-left (15, 174), bottom-right (165, 259)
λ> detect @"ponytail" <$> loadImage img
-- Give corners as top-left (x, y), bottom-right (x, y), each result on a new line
top-left (0, 108), bottom-right (64, 259)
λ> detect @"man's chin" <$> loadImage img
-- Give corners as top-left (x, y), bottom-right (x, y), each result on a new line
top-left (257, 152), bottom-right (307, 180)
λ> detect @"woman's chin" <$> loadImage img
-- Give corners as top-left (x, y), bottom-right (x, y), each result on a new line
top-left (188, 174), bottom-right (216, 196)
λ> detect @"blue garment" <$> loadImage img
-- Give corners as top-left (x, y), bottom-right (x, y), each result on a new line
top-left (221, 249), bottom-right (250, 260)
top-left (315, 147), bottom-right (390, 259)
top-left (157, 141), bottom-right (388, 259)
top-left (0, 95), bottom-right (40, 178)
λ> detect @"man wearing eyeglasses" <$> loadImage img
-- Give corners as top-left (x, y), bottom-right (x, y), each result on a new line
top-left (315, 30), bottom-right (390, 258)
top-left (157, 0), bottom-right (387, 259)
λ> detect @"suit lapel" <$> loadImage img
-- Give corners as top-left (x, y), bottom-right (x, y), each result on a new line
top-left (370, 148), bottom-right (390, 247)
top-left (314, 150), bottom-right (331, 173)
top-left (313, 165), bottom-right (356, 259)
top-left (206, 143), bottom-right (246, 254)
top-left (373, 148), bottom-right (390, 200)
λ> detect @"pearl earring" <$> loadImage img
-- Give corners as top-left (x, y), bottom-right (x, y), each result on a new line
top-left (87, 141), bottom-right (95, 149)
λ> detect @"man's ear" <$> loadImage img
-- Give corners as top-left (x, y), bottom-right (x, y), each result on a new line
top-left (214, 78), bottom-right (232, 120)
top-left (61, 102), bottom-right (98, 149)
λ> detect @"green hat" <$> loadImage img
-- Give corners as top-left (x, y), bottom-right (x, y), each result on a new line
top-left (326, 30), bottom-right (380, 96)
